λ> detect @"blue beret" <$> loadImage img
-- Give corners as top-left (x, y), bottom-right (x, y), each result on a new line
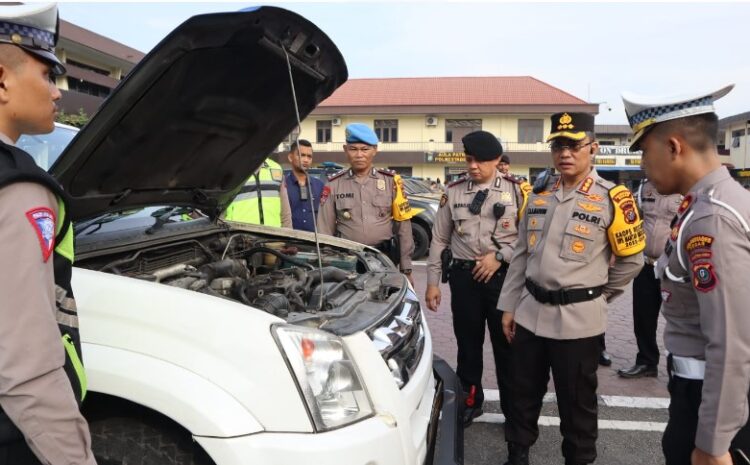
top-left (345, 123), bottom-right (379, 145)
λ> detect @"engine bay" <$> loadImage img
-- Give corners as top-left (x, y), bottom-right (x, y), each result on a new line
top-left (76, 231), bottom-right (408, 332)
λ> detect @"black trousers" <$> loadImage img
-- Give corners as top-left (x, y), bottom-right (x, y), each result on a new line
top-left (663, 363), bottom-right (750, 465)
top-left (506, 324), bottom-right (600, 465)
top-left (448, 266), bottom-right (511, 420)
top-left (0, 440), bottom-right (43, 465)
top-left (632, 264), bottom-right (662, 366)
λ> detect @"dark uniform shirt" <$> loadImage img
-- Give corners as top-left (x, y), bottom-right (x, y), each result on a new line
top-left (280, 172), bottom-right (324, 232)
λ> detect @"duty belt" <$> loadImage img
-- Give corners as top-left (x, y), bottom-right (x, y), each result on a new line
top-left (524, 278), bottom-right (603, 306)
top-left (667, 353), bottom-right (705, 380)
top-left (451, 259), bottom-right (509, 272)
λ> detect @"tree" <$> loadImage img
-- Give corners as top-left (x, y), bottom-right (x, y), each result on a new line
top-left (56, 108), bottom-right (89, 128)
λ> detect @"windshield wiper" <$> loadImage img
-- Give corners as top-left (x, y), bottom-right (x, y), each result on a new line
top-left (145, 206), bottom-right (197, 235)
top-left (74, 211), bottom-right (134, 236)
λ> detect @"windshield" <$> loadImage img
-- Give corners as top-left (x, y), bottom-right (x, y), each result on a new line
top-left (403, 178), bottom-right (432, 194)
top-left (17, 124), bottom-right (78, 171)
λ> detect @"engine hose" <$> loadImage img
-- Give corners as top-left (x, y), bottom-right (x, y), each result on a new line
top-left (242, 247), bottom-right (315, 270)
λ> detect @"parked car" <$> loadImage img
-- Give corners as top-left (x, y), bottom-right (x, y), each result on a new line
top-left (27, 7), bottom-right (460, 465)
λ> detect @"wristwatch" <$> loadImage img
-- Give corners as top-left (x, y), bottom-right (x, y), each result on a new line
top-left (494, 251), bottom-right (504, 263)
top-left (401, 269), bottom-right (412, 275)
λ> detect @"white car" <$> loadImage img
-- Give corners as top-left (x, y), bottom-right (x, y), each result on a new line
top-left (33, 7), bottom-right (461, 465)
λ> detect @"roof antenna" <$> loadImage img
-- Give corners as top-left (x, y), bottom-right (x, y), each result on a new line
top-left (282, 43), bottom-right (325, 312)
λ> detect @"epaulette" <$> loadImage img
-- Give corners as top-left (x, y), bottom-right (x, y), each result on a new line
top-left (504, 173), bottom-right (525, 185)
top-left (376, 167), bottom-right (395, 177)
top-left (596, 177), bottom-right (616, 189)
top-left (327, 169), bottom-right (348, 182)
top-left (447, 176), bottom-right (468, 189)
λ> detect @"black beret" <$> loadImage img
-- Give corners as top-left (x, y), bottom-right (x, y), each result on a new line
top-left (500, 154), bottom-right (510, 164)
top-left (462, 130), bottom-right (503, 161)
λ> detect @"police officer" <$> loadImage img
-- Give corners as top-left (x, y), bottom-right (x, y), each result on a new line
top-left (317, 123), bottom-right (415, 284)
top-left (0, 4), bottom-right (96, 464)
top-left (498, 112), bottom-right (644, 465)
top-left (618, 179), bottom-right (681, 379)
top-left (623, 85), bottom-right (750, 465)
top-left (425, 131), bottom-right (530, 427)
top-left (498, 154), bottom-right (511, 175)
top-left (280, 139), bottom-right (324, 232)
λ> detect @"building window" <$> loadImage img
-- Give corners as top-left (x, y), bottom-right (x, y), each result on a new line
top-left (67, 79), bottom-right (111, 98)
top-left (375, 119), bottom-right (398, 143)
top-left (518, 119), bottom-right (544, 143)
top-left (316, 120), bottom-right (332, 143)
top-left (445, 119), bottom-right (482, 143)
top-left (598, 140), bottom-right (616, 146)
top-left (388, 166), bottom-right (412, 176)
top-left (66, 59), bottom-right (111, 76)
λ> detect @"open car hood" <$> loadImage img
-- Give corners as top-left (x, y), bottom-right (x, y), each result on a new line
top-left (51, 6), bottom-right (347, 221)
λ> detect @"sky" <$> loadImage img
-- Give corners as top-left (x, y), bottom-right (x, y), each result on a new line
top-left (58, 2), bottom-right (750, 125)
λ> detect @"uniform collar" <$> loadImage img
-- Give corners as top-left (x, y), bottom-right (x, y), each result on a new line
top-left (347, 167), bottom-right (378, 178)
top-left (286, 171), bottom-right (306, 186)
top-left (464, 171), bottom-right (499, 192)
top-left (0, 132), bottom-right (15, 146)
top-left (688, 166), bottom-right (731, 195)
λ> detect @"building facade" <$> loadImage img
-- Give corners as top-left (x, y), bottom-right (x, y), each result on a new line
top-left (283, 77), bottom-right (598, 182)
top-left (719, 111), bottom-right (750, 169)
top-left (55, 20), bottom-right (145, 116)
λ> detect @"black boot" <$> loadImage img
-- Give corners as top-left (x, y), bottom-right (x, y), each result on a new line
top-left (503, 442), bottom-right (529, 465)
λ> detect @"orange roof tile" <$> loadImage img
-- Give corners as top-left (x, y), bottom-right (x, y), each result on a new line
top-left (319, 76), bottom-right (588, 107)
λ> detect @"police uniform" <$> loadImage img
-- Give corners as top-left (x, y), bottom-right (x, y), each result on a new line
top-left (624, 85), bottom-right (750, 464)
top-left (0, 5), bottom-right (95, 464)
top-left (317, 124), bottom-right (415, 271)
top-left (498, 113), bottom-right (644, 465)
top-left (426, 131), bottom-right (530, 426)
top-left (619, 180), bottom-right (681, 378)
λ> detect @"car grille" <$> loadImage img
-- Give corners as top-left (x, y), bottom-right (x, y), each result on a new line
top-left (367, 291), bottom-right (425, 389)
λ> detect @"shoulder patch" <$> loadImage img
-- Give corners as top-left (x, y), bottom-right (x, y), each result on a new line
top-left (26, 206), bottom-right (56, 262)
top-left (376, 168), bottom-right (395, 177)
top-left (692, 262), bottom-right (717, 292)
top-left (678, 194), bottom-right (694, 214)
top-left (320, 185), bottom-right (331, 205)
top-left (685, 234), bottom-right (714, 252)
top-left (327, 170), bottom-right (347, 182)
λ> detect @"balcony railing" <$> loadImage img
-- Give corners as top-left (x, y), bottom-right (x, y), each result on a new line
top-left (307, 141), bottom-right (553, 153)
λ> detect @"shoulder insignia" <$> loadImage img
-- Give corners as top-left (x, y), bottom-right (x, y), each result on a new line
top-left (503, 173), bottom-right (523, 185)
top-left (607, 184), bottom-right (645, 257)
top-left (376, 168), bottom-right (395, 177)
top-left (577, 177), bottom-right (594, 194)
top-left (447, 177), bottom-right (468, 189)
top-left (327, 169), bottom-right (347, 182)
top-left (595, 177), bottom-right (616, 189)
top-left (26, 207), bottom-right (56, 262)
top-left (439, 193), bottom-right (448, 208)
top-left (677, 194), bottom-right (694, 214)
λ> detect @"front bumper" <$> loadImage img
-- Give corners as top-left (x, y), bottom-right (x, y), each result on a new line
top-left (193, 357), bottom-right (463, 465)
top-left (427, 356), bottom-right (463, 465)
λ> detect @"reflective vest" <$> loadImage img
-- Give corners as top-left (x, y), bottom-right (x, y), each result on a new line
top-left (223, 159), bottom-right (282, 226)
top-left (0, 141), bottom-right (86, 443)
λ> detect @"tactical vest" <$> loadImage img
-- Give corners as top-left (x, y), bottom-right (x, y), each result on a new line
top-left (0, 141), bottom-right (86, 443)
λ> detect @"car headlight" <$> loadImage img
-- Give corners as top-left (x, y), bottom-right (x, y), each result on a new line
top-left (272, 324), bottom-right (374, 431)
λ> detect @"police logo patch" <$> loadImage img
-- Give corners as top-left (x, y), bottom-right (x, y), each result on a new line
top-left (620, 200), bottom-right (637, 224)
top-left (670, 225), bottom-right (679, 242)
top-left (439, 194), bottom-right (448, 208)
top-left (692, 262), bottom-right (717, 292)
top-left (528, 232), bottom-right (537, 248)
top-left (574, 224), bottom-right (591, 236)
top-left (25, 207), bottom-right (56, 262)
top-left (529, 217), bottom-right (538, 228)
top-left (500, 191), bottom-right (513, 204)
top-left (660, 289), bottom-right (672, 303)
top-left (571, 240), bottom-right (586, 253)
top-left (320, 186), bottom-right (331, 205)
top-left (377, 179), bottom-right (386, 191)
top-left (533, 198), bottom-right (547, 206)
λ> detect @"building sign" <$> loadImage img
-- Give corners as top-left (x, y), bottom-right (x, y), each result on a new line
top-left (433, 152), bottom-right (466, 163)
top-left (625, 158), bottom-right (641, 166)
top-left (599, 145), bottom-right (641, 155)
top-left (595, 157), bottom-right (617, 165)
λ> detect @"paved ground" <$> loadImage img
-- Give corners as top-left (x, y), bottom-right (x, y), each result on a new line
top-left (413, 261), bottom-right (669, 397)
top-left (414, 261), bottom-right (673, 463)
